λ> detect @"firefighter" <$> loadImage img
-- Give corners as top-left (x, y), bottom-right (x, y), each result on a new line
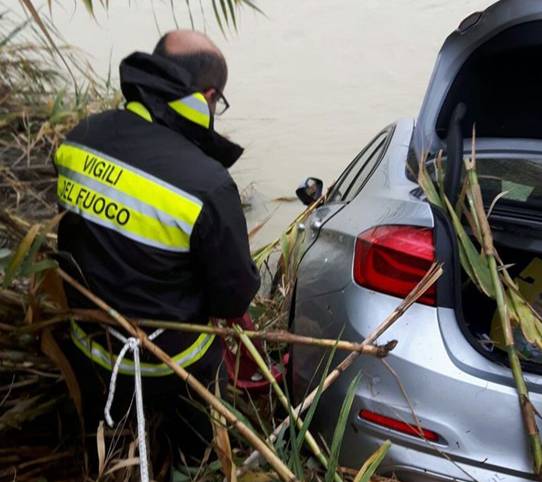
top-left (55, 30), bottom-right (260, 465)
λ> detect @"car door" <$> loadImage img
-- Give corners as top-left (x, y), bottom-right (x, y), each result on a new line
top-left (295, 126), bottom-right (395, 300)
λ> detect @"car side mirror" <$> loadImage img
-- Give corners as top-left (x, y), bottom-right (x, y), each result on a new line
top-left (296, 177), bottom-right (324, 206)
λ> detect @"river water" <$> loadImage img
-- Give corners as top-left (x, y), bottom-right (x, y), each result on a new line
top-left (13, 0), bottom-right (495, 243)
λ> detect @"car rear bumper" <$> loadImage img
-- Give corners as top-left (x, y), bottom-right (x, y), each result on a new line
top-left (372, 433), bottom-right (537, 482)
top-left (293, 285), bottom-right (542, 479)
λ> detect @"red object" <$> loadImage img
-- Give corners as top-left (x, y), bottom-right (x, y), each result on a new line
top-left (353, 225), bottom-right (436, 306)
top-left (360, 409), bottom-right (440, 443)
top-left (221, 313), bottom-right (288, 392)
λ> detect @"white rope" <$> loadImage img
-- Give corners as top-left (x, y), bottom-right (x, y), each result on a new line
top-left (104, 327), bottom-right (164, 482)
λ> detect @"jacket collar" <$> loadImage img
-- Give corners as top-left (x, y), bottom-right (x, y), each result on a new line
top-left (119, 52), bottom-right (243, 168)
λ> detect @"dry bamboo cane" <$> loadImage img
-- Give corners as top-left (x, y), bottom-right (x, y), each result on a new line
top-left (142, 321), bottom-right (393, 356)
top-left (61, 312), bottom-right (395, 357)
top-left (56, 269), bottom-right (298, 482)
top-left (240, 262), bottom-right (443, 471)
top-left (464, 143), bottom-right (542, 477)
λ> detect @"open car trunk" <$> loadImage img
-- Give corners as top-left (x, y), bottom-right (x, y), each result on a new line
top-left (415, 0), bottom-right (542, 372)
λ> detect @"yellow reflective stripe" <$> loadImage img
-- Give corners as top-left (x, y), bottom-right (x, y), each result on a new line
top-left (57, 173), bottom-right (189, 251)
top-left (55, 143), bottom-right (202, 232)
top-left (168, 93), bottom-right (211, 129)
top-left (70, 320), bottom-right (215, 377)
top-left (126, 101), bottom-right (152, 122)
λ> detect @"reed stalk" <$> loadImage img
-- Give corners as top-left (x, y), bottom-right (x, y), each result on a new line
top-left (241, 262), bottom-right (443, 471)
top-left (32, 311), bottom-right (394, 357)
top-left (56, 268), bottom-right (298, 482)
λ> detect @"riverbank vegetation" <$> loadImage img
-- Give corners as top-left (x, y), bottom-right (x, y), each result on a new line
top-left (0, 7), bottom-right (119, 221)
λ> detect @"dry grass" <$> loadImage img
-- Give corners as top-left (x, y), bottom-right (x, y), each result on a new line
top-left (0, 7), bottom-right (120, 222)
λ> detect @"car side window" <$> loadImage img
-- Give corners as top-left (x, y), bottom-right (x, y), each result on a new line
top-left (328, 130), bottom-right (390, 203)
top-left (342, 134), bottom-right (389, 201)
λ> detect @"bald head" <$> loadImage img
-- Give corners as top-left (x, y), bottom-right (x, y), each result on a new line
top-left (161, 30), bottom-right (221, 57)
top-left (153, 30), bottom-right (228, 93)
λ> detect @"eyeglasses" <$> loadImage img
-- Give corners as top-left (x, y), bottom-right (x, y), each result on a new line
top-left (214, 89), bottom-right (230, 116)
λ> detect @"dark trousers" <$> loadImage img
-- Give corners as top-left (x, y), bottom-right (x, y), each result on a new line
top-left (63, 336), bottom-right (225, 471)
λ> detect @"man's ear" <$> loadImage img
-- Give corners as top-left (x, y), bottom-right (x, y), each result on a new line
top-left (202, 88), bottom-right (217, 104)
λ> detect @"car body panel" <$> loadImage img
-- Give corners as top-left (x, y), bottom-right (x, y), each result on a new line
top-left (295, 118), bottom-right (423, 303)
top-left (439, 307), bottom-right (542, 394)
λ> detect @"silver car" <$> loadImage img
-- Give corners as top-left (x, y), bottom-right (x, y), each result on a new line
top-left (291, 1), bottom-right (542, 481)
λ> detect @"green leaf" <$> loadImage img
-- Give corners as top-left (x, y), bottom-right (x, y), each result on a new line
top-left (227, 0), bottom-right (237, 30)
top-left (0, 18), bottom-right (33, 48)
top-left (457, 242), bottom-right (476, 283)
top-left (81, 0), bottom-right (95, 17)
top-left (508, 289), bottom-right (542, 349)
top-left (171, 470), bottom-right (192, 482)
top-left (277, 363), bottom-right (303, 477)
top-left (280, 231), bottom-right (290, 274)
top-left (273, 421), bottom-right (289, 462)
top-left (417, 158), bottom-right (443, 208)
top-left (2, 224), bottom-right (40, 287)
top-left (465, 191), bottom-right (483, 243)
top-left (443, 196), bottom-right (494, 297)
top-left (21, 258), bottom-right (58, 277)
top-left (219, 399), bottom-right (259, 437)
top-left (19, 233), bottom-right (47, 277)
top-left (252, 241), bottom-right (277, 269)
top-left (287, 394), bottom-right (303, 478)
top-left (247, 301), bottom-right (267, 322)
top-left (287, 224), bottom-right (300, 272)
top-left (219, 0), bottom-right (229, 24)
top-left (353, 440), bottom-right (391, 482)
top-left (325, 372), bottom-right (362, 482)
top-left (171, 461), bottom-right (222, 481)
top-left (239, 0), bottom-right (265, 16)
top-left (295, 338), bottom-right (340, 449)
top-left (211, 0), bottom-right (226, 34)
top-left (48, 91), bottom-right (69, 124)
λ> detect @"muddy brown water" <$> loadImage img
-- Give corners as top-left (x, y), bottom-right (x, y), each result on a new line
top-left (10, 0), bottom-right (495, 245)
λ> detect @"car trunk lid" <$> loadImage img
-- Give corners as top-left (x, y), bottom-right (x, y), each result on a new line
top-left (414, 0), bottom-right (542, 160)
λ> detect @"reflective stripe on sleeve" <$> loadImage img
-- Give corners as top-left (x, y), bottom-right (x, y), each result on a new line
top-left (70, 320), bottom-right (215, 377)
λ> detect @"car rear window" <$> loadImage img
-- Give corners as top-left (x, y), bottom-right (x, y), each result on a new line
top-left (477, 158), bottom-right (542, 208)
top-left (427, 156), bottom-right (542, 211)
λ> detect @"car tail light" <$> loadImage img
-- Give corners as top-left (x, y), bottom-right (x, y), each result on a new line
top-left (360, 409), bottom-right (440, 443)
top-left (353, 225), bottom-right (436, 305)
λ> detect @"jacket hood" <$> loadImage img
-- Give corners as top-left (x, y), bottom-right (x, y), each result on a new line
top-left (119, 51), bottom-right (244, 168)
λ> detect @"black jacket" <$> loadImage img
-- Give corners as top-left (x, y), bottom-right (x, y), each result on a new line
top-left (57, 53), bottom-right (260, 349)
